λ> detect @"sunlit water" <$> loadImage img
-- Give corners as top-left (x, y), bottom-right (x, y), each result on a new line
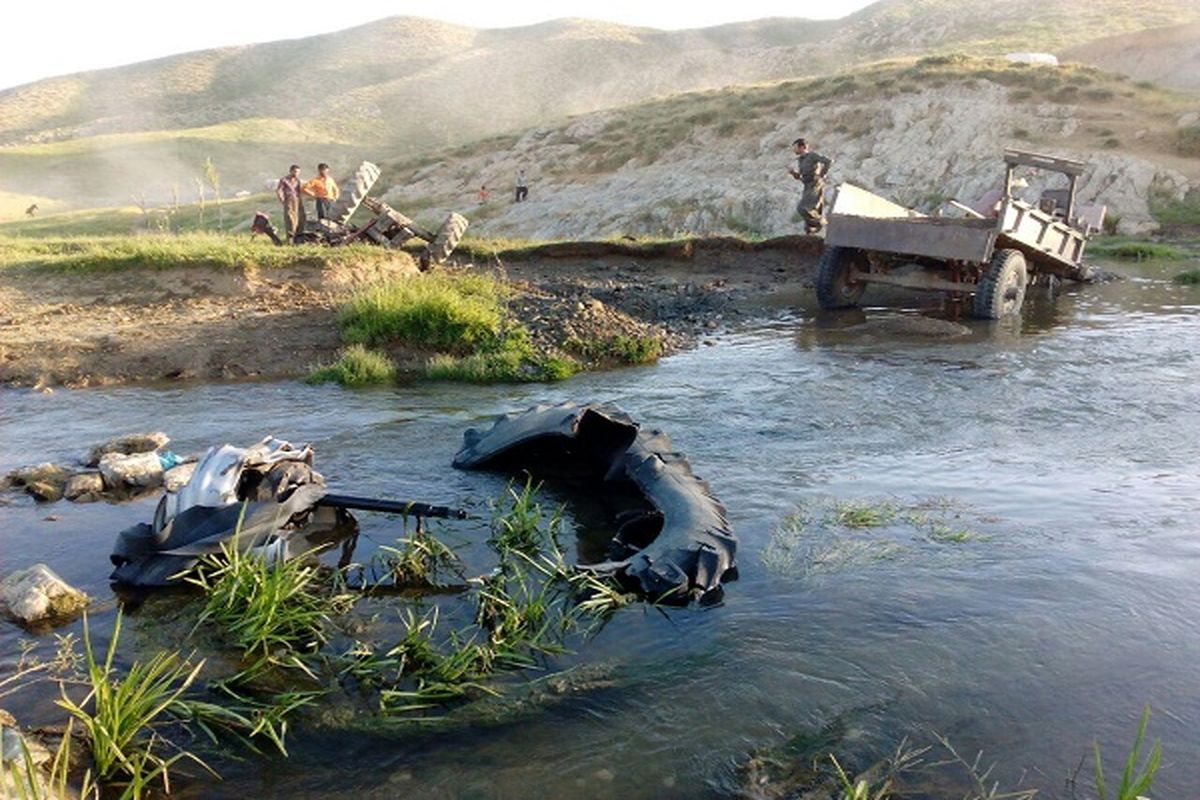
top-left (2, 260), bottom-right (1199, 798)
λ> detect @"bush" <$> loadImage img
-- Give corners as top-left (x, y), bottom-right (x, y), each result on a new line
top-left (1173, 269), bottom-right (1200, 285)
top-left (1177, 125), bottom-right (1200, 158)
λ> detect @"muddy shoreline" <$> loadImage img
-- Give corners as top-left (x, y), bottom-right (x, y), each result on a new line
top-left (0, 236), bottom-right (823, 388)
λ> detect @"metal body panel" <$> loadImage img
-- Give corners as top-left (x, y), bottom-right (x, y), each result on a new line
top-left (827, 214), bottom-right (998, 263)
top-left (996, 199), bottom-right (1088, 277)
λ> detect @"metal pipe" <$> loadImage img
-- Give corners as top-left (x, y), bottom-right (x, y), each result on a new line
top-left (316, 493), bottom-right (470, 519)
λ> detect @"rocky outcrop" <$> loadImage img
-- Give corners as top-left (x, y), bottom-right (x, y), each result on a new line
top-left (0, 564), bottom-right (88, 626)
top-left (398, 83), bottom-right (1191, 240)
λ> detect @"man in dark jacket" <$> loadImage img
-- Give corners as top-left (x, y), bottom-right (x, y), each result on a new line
top-left (788, 138), bottom-right (832, 234)
top-left (276, 164), bottom-right (306, 244)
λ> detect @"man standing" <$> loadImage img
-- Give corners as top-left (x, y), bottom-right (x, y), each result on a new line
top-left (515, 169), bottom-right (528, 202)
top-left (788, 138), bottom-right (832, 234)
top-left (301, 162), bottom-right (340, 220)
top-left (276, 164), bottom-right (306, 244)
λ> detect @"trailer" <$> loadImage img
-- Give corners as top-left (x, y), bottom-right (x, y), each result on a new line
top-left (816, 150), bottom-right (1105, 318)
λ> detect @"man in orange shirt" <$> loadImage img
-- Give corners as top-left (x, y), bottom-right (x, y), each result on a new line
top-left (301, 163), bottom-right (340, 220)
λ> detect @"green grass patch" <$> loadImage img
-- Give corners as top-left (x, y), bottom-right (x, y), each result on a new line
top-left (1088, 237), bottom-right (1190, 261)
top-left (566, 333), bottom-right (662, 365)
top-left (307, 345), bottom-right (397, 387)
top-left (339, 271), bottom-right (508, 351)
top-left (1173, 268), bottom-right (1200, 285)
top-left (340, 270), bottom-right (578, 383)
top-left (0, 232), bottom-right (396, 272)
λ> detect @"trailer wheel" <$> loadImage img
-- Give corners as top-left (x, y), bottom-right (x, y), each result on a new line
top-left (974, 249), bottom-right (1028, 319)
top-left (816, 246), bottom-right (867, 310)
top-left (421, 212), bottom-right (469, 270)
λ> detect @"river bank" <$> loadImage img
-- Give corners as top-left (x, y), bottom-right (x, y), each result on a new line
top-left (0, 235), bottom-right (821, 388)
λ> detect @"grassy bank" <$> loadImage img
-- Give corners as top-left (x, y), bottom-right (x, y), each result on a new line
top-left (1088, 236), bottom-right (1192, 261)
top-left (0, 232), bottom-right (401, 272)
top-left (325, 271), bottom-right (582, 385)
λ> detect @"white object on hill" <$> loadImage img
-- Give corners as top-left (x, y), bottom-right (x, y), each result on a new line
top-left (1005, 52), bottom-right (1059, 65)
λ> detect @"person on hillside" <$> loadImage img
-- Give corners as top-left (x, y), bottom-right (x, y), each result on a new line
top-left (276, 164), bottom-right (306, 244)
top-left (24, 203), bottom-right (38, 217)
top-left (788, 138), bottom-right (832, 234)
top-left (477, 185), bottom-right (490, 204)
top-left (515, 169), bottom-right (528, 202)
top-left (301, 162), bottom-right (340, 220)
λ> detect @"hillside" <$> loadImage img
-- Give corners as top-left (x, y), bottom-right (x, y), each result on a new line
top-left (0, 0), bottom-right (1196, 211)
top-left (369, 56), bottom-right (1198, 238)
top-left (1062, 23), bottom-right (1200, 93)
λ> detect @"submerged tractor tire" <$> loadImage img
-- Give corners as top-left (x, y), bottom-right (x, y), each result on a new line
top-left (421, 212), bottom-right (470, 269)
top-left (973, 248), bottom-right (1028, 319)
top-left (326, 161), bottom-right (381, 226)
top-left (815, 246), bottom-right (867, 310)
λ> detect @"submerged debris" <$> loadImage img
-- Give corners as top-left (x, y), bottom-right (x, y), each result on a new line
top-left (453, 402), bottom-right (737, 604)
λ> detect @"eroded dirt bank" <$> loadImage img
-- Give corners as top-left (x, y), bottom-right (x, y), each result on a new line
top-left (0, 236), bottom-right (822, 387)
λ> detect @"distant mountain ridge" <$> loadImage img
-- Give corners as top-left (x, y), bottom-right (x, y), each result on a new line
top-left (0, 0), bottom-right (1196, 209)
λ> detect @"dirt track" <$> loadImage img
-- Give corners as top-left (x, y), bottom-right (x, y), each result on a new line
top-left (0, 237), bottom-right (823, 388)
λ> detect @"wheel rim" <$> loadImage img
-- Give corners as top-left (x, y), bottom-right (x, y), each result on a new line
top-left (836, 259), bottom-right (863, 302)
top-left (998, 266), bottom-right (1027, 316)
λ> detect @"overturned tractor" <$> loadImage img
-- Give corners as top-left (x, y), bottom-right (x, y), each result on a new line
top-left (250, 161), bottom-right (469, 269)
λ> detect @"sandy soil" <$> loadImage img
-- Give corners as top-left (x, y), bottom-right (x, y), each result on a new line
top-left (0, 237), bottom-right (823, 388)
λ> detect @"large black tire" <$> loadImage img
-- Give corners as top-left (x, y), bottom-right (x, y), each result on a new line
top-left (326, 162), bottom-right (380, 226)
top-left (973, 248), bottom-right (1028, 319)
top-left (421, 212), bottom-right (470, 269)
top-left (816, 246), bottom-right (867, 310)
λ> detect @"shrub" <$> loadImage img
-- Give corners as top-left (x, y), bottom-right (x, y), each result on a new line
top-left (1177, 125), bottom-right (1200, 158)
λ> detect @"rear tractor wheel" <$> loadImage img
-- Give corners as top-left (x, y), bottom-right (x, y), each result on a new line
top-left (816, 246), bottom-right (867, 310)
top-left (973, 249), bottom-right (1028, 319)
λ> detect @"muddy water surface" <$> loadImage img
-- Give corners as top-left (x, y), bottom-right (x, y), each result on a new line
top-left (2, 260), bottom-right (1199, 798)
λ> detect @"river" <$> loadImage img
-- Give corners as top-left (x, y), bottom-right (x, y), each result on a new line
top-left (2, 258), bottom-right (1198, 798)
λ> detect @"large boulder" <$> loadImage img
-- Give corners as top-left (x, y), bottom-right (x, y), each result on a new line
top-left (98, 451), bottom-right (165, 490)
top-left (85, 432), bottom-right (169, 467)
top-left (0, 564), bottom-right (88, 626)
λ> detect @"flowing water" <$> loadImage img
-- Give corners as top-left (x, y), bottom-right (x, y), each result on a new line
top-left (2, 259), bottom-right (1199, 798)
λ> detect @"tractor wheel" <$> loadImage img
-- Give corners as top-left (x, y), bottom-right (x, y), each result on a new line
top-left (973, 249), bottom-right (1028, 319)
top-left (421, 212), bottom-right (470, 269)
top-left (815, 246), bottom-right (867, 310)
top-left (326, 162), bottom-right (381, 226)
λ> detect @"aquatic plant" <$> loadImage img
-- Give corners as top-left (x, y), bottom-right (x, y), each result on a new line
top-left (1093, 705), bottom-right (1161, 800)
top-left (928, 733), bottom-right (1038, 800)
top-left (1173, 268), bottom-right (1200, 285)
top-left (830, 499), bottom-right (897, 529)
top-left (55, 613), bottom-right (211, 798)
top-left (376, 527), bottom-right (464, 588)
top-left (489, 477), bottom-right (563, 556)
top-left (186, 532), bottom-right (355, 672)
top-left (307, 344), bottom-right (397, 387)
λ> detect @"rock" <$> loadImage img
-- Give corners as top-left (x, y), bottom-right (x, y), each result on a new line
top-left (0, 710), bottom-right (14, 727)
top-left (1, 726), bottom-right (50, 766)
top-left (24, 481), bottom-right (63, 503)
top-left (7, 463), bottom-right (72, 489)
top-left (0, 564), bottom-right (88, 626)
top-left (85, 431), bottom-right (169, 467)
top-left (1178, 111), bottom-right (1199, 129)
top-left (98, 451), bottom-right (164, 490)
top-left (163, 462), bottom-right (198, 492)
top-left (63, 471), bottom-right (105, 501)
